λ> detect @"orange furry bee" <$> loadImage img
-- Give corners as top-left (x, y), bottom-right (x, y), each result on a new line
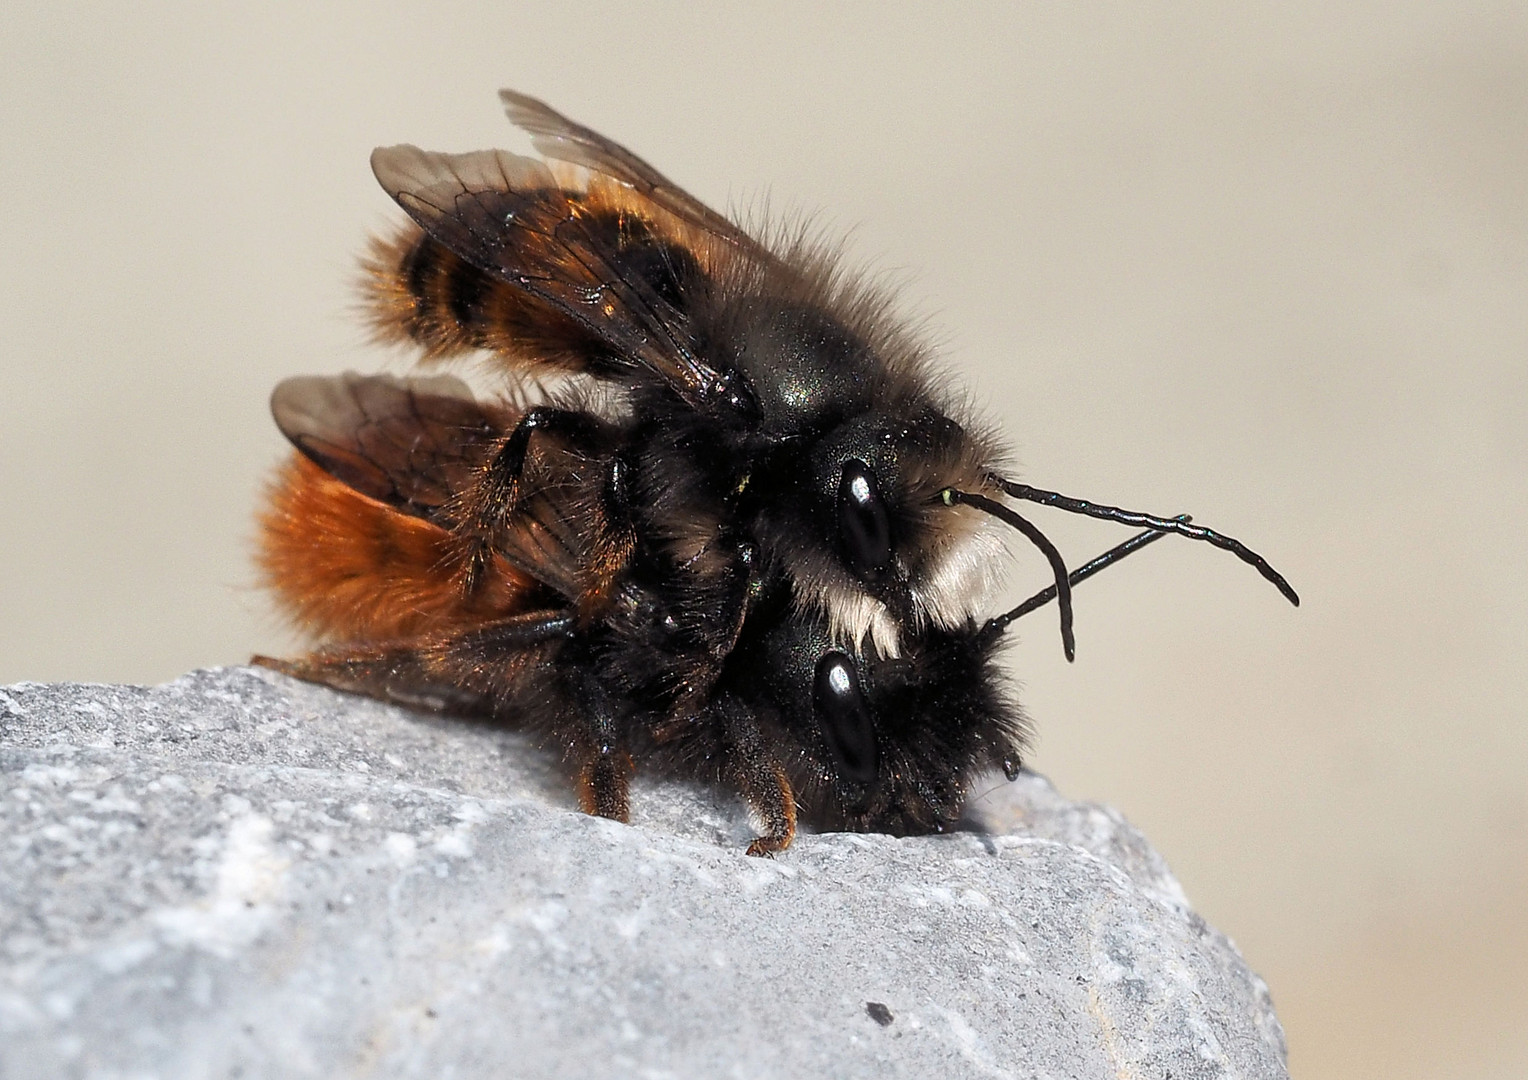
top-left (256, 92), bottom-right (1296, 853)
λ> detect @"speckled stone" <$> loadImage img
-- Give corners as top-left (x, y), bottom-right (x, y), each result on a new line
top-left (0, 668), bottom-right (1288, 1079)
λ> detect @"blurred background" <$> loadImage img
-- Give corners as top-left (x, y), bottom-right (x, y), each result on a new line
top-left (2, 3), bottom-right (1524, 1076)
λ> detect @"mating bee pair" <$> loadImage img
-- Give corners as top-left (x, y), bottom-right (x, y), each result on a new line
top-left (256, 92), bottom-right (1297, 854)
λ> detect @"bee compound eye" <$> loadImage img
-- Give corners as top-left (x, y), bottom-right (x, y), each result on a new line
top-left (812, 652), bottom-right (879, 787)
top-left (837, 458), bottom-right (892, 579)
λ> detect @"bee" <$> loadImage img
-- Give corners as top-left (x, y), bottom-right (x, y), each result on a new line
top-left (257, 373), bottom-right (1173, 851)
top-left (255, 92), bottom-right (1297, 853)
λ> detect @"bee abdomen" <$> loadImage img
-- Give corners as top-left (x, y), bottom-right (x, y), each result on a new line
top-left (361, 225), bottom-right (597, 368)
top-left (257, 454), bottom-right (536, 642)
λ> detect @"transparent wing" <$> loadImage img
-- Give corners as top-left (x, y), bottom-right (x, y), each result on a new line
top-left (270, 371), bottom-right (496, 520)
top-left (499, 88), bottom-right (768, 258)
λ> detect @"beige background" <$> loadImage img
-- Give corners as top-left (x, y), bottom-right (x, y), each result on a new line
top-left (3, 3), bottom-right (1525, 1076)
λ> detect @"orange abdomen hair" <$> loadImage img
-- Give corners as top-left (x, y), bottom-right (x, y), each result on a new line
top-left (257, 454), bottom-right (535, 643)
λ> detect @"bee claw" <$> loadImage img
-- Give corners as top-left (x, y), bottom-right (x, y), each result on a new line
top-left (745, 836), bottom-right (785, 858)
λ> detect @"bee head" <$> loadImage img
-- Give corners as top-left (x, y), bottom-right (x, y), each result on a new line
top-left (715, 295), bottom-right (1010, 656)
top-left (747, 406), bottom-right (1012, 659)
top-left (740, 611), bottom-right (1026, 835)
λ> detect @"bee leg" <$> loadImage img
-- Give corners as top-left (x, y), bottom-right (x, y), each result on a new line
top-left (575, 456), bottom-right (638, 621)
top-left (663, 538), bottom-right (760, 720)
top-left (569, 669), bottom-right (634, 823)
top-left (711, 539), bottom-right (758, 661)
top-left (454, 406), bottom-right (603, 595)
top-left (740, 762), bottom-right (797, 857)
top-left (719, 700), bottom-right (797, 856)
top-left (576, 752), bottom-right (634, 821)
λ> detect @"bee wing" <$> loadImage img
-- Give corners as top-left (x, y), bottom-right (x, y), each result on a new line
top-left (270, 371), bottom-right (498, 521)
top-left (498, 89), bottom-right (769, 259)
top-left (270, 372), bottom-right (592, 601)
top-left (370, 144), bottom-right (736, 412)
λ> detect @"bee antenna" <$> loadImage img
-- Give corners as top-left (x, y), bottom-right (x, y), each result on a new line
top-left (942, 489), bottom-right (1075, 662)
top-left (977, 518), bottom-right (1187, 647)
top-left (992, 478), bottom-right (1300, 607)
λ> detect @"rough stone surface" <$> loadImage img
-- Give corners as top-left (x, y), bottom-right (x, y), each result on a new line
top-left (0, 668), bottom-right (1288, 1079)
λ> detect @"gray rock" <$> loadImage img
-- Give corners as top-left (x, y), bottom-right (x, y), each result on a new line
top-left (0, 667), bottom-right (1288, 1079)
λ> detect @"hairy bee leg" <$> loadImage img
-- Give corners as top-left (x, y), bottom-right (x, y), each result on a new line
top-left (575, 456), bottom-right (638, 621)
top-left (665, 538), bottom-right (760, 719)
top-left (577, 752), bottom-right (634, 821)
top-left (455, 406), bottom-right (603, 595)
top-left (567, 667), bottom-right (635, 823)
top-left (741, 763), bottom-right (797, 857)
top-left (711, 540), bottom-right (759, 661)
top-left (718, 700), bottom-right (797, 855)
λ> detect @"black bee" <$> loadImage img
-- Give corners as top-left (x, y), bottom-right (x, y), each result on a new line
top-left (255, 92), bottom-right (1297, 853)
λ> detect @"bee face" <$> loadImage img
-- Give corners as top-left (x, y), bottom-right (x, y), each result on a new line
top-left (745, 403), bottom-right (1011, 658)
top-left (704, 287), bottom-right (1013, 656)
top-left (742, 610), bottom-right (1020, 833)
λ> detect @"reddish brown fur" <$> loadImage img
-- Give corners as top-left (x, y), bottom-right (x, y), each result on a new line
top-left (257, 454), bottom-right (534, 643)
